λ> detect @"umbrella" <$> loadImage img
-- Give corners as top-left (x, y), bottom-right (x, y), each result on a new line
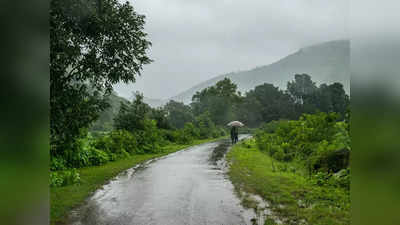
top-left (227, 121), bottom-right (244, 127)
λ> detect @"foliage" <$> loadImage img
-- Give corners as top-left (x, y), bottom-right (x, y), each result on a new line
top-left (95, 130), bottom-right (138, 155)
top-left (194, 111), bottom-right (217, 139)
top-left (164, 100), bottom-right (195, 129)
top-left (113, 93), bottom-right (152, 133)
top-left (50, 172), bottom-right (64, 187)
top-left (287, 73), bottom-right (317, 104)
top-left (50, 0), bottom-right (152, 157)
top-left (188, 75), bottom-right (349, 129)
top-left (227, 140), bottom-right (350, 225)
top-left (310, 168), bottom-right (350, 190)
top-left (54, 101), bottom-right (225, 170)
top-left (50, 157), bottom-right (67, 171)
top-left (287, 74), bottom-right (349, 117)
top-left (149, 107), bottom-right (171, 129)
top-left (255, 112), bottom-right (350, 175)
top-left (237, 83), bottom-right (296, 127)
top-left (89, 148), bottom-right (110, 166)
top-left (133, 119), bottom-right (163, 153)
top-left (50, 169), bottom-right (81, 187)
top-left (191, 78), bottom-right (241, 125)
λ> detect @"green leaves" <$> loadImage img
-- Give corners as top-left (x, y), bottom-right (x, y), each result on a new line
top-left (255, 112), bottom-right (350, 175)
top-left (191, 78), bottom-right (240, 125)
top-left (164, 100), bottom-right (194, 129)
top-left (50, 0), bottom-right (152, 156)
top-left (50, 169), bottom-right (81, 187)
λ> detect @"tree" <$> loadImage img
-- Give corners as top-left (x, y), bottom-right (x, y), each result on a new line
top-left (287, 74), bottom-right (317, 104)
top-left (164, 100), bottom-right (194, 129)
top-left (237, 83), bottom-right (296, 127)
top-left (312, 82), bottom-right (349, 117)
top-left (236, 94), bottom-right (263, 127)
top-left (328, 83), bottom-right (349, 117)
top-left (191, 78), bottom-right (241, 125)
top-left (149, 107), bottom-right (171, 130)
top-left (50, 0), bottom-right (151, 156)
top-left (113, 93), bottom-right (151, 133)
top-left (313, 84), bottom-right (333, 113)
top-left (194, 112), bottom-right (216, 139)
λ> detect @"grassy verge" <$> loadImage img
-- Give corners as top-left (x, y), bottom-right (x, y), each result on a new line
top-left (226, 138), bottom-right (350, 225)
top-left (50, 137), bottom-right (226, 225)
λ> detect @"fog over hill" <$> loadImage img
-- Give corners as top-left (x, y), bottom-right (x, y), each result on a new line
top-left (97, 40), bottom-right (350, 126)
top-left (118, 40), bottom-right (350, 107)
top-left (168, 40), bottom-right (349, 104)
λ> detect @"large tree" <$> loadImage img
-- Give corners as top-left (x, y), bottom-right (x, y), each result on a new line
top-left (50, 0), bottom-right (151, 156)
top-left (113, 93), bottom-right (151, 133)
top-left (238, 83), bottom-right (296, 127)
top-left (287, 73), bottom-right (317, 105)
top-left (191, 78), bottom-right (241, 125)
top-left (164, 100), bottom-right (194, 129)
top-left (328, 82), bottom-right (349, 117)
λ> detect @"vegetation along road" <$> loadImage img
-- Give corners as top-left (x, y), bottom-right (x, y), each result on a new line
top-left (50, 1), bottom-right (350, 225)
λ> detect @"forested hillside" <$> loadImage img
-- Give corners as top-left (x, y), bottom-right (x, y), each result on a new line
top-left (170, 40), bottom-right (349, 104)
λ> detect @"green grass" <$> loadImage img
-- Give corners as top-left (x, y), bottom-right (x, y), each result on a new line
top-left (50, 137), bottom-right (226, 225)
top-left (226, 138), bottom-right (350, 225)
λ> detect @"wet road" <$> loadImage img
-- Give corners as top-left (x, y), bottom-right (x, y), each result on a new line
top-left (69, 136), bottom-right (255, 225)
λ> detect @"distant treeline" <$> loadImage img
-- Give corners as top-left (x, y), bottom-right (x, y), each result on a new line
top-left (95, 73), bottom-right (349, 132)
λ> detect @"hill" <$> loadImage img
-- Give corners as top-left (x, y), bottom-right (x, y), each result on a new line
top-left (170, 40), bottom-right (349, 104)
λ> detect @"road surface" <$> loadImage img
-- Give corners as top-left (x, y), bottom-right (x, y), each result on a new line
top-left (69, 136), bottom-right (257, 225)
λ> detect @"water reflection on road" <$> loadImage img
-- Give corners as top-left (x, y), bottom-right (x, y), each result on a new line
top-left (69, 135), bottom-right (256, 225)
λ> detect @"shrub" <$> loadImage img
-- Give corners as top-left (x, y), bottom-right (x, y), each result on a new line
top-left (259, 120), bottom-right (283, 134)
top-left (89, 148), bottom-right (110, 166)
top-left (159, 129), bottom-right (177, 143)
top-left (109, 130), bottom-right (139, 154)
top-left (63, 168), bottom-right (81, 185)
top-left (94, 130), bottom-right (139, 155)
top-left (108, 153), bottom-right (118, 161)
top-left (254, 112), bottom-right (350, 184)
top-left (64, 137), bottom-right (92, 168)
top-left (195, 112), bottom-right (216, 139)
top-left (311, 171), bottom-right (331, 186)
top-left (272, 147), bottom-right (285, 161)
top-left (135, 119), bottom-right (163, 153)
top-left (175, 129), bottom-right (194, 144)
top-left (211, 128), bottom-right (220, 138)
top-left (332, 169), bottom-right (350, 190)
top-left (50, 172), bottom-right (64, 187)
top-left (50, 157), bottom-right (67, 171)
top-left (50, 169), bottom-right (81, 187)
top-left (183, 122), bottom-right (200, 139)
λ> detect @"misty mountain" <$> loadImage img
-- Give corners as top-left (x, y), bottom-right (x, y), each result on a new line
top-left (170, 40), bottom-right (349, 104)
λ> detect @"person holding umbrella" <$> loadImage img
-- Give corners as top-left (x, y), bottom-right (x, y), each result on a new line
top-left (227, 121), bottom-right (244, 144)
top-left (230, 126), bottom-right (238, 144)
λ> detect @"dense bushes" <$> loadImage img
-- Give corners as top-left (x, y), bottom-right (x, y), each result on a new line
top-left (95, 130), bottom-right (138, 155)
top-left (50, 169), bottom-right (81, 187)
top-left (50, 111), bottom-right (225, 187)
top-left (255, 112), bottom-right (350, 190)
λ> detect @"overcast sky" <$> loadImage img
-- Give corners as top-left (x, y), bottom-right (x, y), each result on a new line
top-left (114, 0), bottom-right (348, 100)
